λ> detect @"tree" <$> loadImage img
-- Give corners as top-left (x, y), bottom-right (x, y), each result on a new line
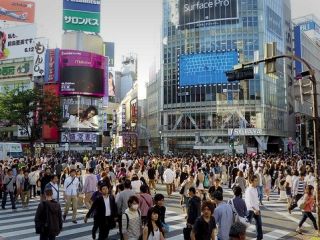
top-left (0, 87), bottom-right (61, 147)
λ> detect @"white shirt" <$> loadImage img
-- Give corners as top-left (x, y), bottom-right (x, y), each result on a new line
top-left (305, 174), bottom-right (315, 187)
top-left (163, 168), bottom-right (175, 184)
top-left (245, 186), bottom-right (260, 211)
top-left (104, 196), bottom-right (111, 216)
top-left (64, 176), bottom-right (79, 196)
top-left (49, 182), bottom-right (59, 201)
top-left (131, 180), bottom-right (142, 193)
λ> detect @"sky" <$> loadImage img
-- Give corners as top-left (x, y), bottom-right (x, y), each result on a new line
top-left (4, 0), bottom-right (320, 95)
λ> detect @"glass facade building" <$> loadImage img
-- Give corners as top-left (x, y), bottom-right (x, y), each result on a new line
top-left (160, 0), bottom-right (294, 153)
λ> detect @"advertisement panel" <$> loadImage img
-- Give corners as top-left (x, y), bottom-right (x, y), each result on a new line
top-left (45, 48), bottom-right (60, 83)
top-left (108, 68), bottom-right (115, 97)
top-left (0, 24), bottom-right (36, 60)
top-left (130, 98), bottom-right (138, 127)
top-left (0, 0), bottom-right (35, 23)
top-left (178, 0), bottom-right (239, 30)
top-left (61, 96), bottom-right (101, 131)
top-left (63, 9), bottom-right (100, 33)
top-left (33, 38), bottom-right (48, 77)
top-left (63, 0), bottom-right (101, 12)
top-left (104, 42), bottom-right (115, 67)
top-left (59, 50), bottom-right (105, 96)
top-left (178, 50), bottom-right (238, 86)
top-left (60, 132), bottom-right (97, 143)
top-left (0, 61), bottom-right (32, 78)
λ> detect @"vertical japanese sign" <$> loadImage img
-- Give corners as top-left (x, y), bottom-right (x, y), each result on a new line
top-left (122, 104), bottom-right (126, 131)
top-left (33, 38), bottom-right (48, 77)
top-left (44, 48), bottom-right (60, 83)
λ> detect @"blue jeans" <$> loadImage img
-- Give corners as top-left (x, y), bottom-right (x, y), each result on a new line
top-left (257, 186), bottom-right (263, 202)
top-left (248, 210), bottom-right (263, 240)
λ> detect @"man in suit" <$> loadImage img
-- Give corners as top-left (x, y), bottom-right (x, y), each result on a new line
top-left (84, 182), bottom-right (117, 240)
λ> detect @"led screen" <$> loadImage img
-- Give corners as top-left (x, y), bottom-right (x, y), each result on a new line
top-left (179, 50), bottom-right (238, 86)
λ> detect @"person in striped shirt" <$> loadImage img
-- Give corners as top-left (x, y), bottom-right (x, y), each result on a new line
top-left (288, 172), bottom-right (305, 214)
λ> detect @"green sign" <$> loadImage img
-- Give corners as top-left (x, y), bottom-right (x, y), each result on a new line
top-left (63, 9), bottom-right (100, 33)
top-left (0, 62), bottom-right (31, 77)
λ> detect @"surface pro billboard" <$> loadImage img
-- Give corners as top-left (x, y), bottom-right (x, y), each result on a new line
top-left (59, 50), bottom-right (105, 97)
top-left (179, 0), bottom-right (238, 29)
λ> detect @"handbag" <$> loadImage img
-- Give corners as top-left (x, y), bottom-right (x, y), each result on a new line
top-left (179, 186), bottom-right (185, 195)
top-left (297, 195), bottom-right (306, 210)
top-left (228, 199), bottom-right (249, 226)
top-left (183, 226), bottom-right (192, 240)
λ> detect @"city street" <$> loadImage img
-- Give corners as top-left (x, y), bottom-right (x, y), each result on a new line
top-left (0, 183), bottom-right (318, 240)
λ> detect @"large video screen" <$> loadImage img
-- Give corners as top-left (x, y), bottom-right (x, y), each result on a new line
top-left (179, 0), bottom-right (239, 30)
top-left (60, 66), bottom-right (104, 96)
top-left (178, 50), bottom-right (238, 86)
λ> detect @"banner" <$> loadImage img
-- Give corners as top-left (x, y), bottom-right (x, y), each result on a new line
top-left (33, 38), bottom-right (48, 77)
top-left (60, 132), bottom-right (97, 143)
top-left (178, 0), bottom-right (239, 29)
top-left (104, 42), bottom-right (115, 67)
top-left (60, 50), bottom-right (105, 96)
top-left (0, 61), bottom-right (32, 78)
top-left (0, 24), bottom-right (36, 60)
top-left (0, 0), bottom-right (35, 23)
top-left (45, 48), bottom-right (60, 83)
top-left (63, 0), bottom-right (101, 12)
top-left (61, 96), bottom-right (101, 131)
top-left (63, 9), bottom-right (100, 33)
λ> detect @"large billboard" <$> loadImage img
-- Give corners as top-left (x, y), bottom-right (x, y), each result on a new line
top-left (63, 9), bottom-right (100, 33)
top-left (0, 61), bottom-right (32, 78)
top-left (61, 96), bottom-right (101, 131)
top-left (178, 50), bottom-right (238, 86)
top-left (59, 50), bottom-right (105, 96)
top-left (0, 24), bottom-right (36, 60)
top-left (0, 0), bottom-right (35, 23)
top-left (178, 0), bottom-right (239, 30)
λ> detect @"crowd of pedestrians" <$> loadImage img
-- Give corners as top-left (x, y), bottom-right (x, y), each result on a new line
top-left (0, 152), bottom-right (319, 240)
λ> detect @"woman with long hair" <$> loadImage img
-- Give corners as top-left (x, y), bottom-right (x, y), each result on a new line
top-left (142, 207), bottom-right (165, 240)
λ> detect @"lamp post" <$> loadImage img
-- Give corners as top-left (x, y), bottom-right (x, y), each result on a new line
top-left (159, 130), bottom-right (162, 155)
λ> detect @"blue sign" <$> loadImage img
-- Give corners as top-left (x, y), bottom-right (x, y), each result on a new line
top-left (178, 50), bottom-right (238, 86)
top-left (294, 26), bottom-right (302, 74)
top-left (63, 0), bottom-right (101, 12)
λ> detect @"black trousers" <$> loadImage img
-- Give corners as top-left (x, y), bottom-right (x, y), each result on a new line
top-left (40, 233), bottom-right (56, 240)
top-left (299, 212), bottom-right (318, 230)
top-left (1, 191), bottom-right (16, 209)
top-left (289, 194), bottom-right (303, 211)
top-left (97, 216), bottom-right (112, 240)
top-left (92, 218), bottom-right (99, 239)
top-left (30, 185), bottom-right (37, 198)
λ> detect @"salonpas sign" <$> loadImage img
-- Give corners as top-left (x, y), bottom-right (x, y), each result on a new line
top-left (63, 9), bottom-right (100, 33)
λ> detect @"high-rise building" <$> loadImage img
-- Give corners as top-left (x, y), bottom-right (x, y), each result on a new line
top-left (160, 0), bottom-right (294, 154)
top-left (293, 15), bottom-right (320, 151)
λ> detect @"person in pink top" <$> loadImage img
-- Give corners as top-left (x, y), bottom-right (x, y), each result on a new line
top-left (296, 185), bottom-right (319, 235)
top-left (138, 184), bottom-right (153, 225)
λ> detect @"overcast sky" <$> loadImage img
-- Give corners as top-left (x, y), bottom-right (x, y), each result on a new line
top-left (28, 0), bottom-right (320, 88)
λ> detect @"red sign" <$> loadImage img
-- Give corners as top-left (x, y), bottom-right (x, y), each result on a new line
top-left (0, 0), bottom-right (35, 23)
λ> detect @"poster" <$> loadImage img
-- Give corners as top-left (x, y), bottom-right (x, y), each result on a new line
top-left (33, 38), bottom-right (48, 77)
top-left (0, 0), bottom-right (35, 23)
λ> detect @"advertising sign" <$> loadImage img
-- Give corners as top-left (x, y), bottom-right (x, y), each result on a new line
top-left (104, 42), bottom-right (115, 67)
top-left (63, 0), bottom-right (100, 12)
top-left (178, 0), bottom-right (239, 30)
top-left (63, 9), bottom-right (100, 33)
top-left (60, 132), bottom-right (97, 143)
top-left (62, 96), bottom-right (101, 131)
top-left (45, 48), bottom-right (60, 83)
top-left (108, 68), bottom-right (115, 97)
top-left (122, 104), bottom-right (126, 131)
top-left (0, 24), bottom-right (36, 60)
top-left (33, 38), bottom-right (48, 77)
top-left (130, 98), bottom-right (138, 127)
top-left (59, 50), bottom-right (105, 96)
top-left (0, 61), bottom-right (32, 78)
top-left (228, 128), bottom-right (263, 136)
top-left (178, 50), bottom-right (238, 86)
top-left (0, 0), bottom-right (35, 23)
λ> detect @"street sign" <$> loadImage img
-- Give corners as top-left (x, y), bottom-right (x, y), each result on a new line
top-left (225, 67), bottom-right (254, 82)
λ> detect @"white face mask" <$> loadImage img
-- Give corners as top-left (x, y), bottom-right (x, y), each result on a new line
top-left (132, 204), bottom-right (139, 210)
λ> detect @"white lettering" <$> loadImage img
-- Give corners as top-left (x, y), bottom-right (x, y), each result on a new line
top-left (184, 0), bottom-right (230, 13)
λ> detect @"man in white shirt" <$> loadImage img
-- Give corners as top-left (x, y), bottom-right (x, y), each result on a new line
top-left (63, 169), bottom-right (79, 224)
top-left (163, 165), bottom-right (175, 197)
top-left (245, 175), bottom-right (263, 240)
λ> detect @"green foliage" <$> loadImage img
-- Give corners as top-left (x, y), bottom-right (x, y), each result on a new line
top-left (0, 87), bottom-right (61, 143)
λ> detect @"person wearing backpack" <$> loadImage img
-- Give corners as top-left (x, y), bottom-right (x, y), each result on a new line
top-left (21, 170), bottom-right (31, 208)
top-left (1, 168), bottom-right (16, 210)
top-left (63, 169), bottom-right (79, 223)
top-left (35, 184), bottom-right (62, 240)
top-left (121, 195), bottom-right (142, 240)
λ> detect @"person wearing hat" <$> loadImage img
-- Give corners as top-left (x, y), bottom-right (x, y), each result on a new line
top-left (84, 181), bottom-right (117, 240)
top-left (35, 184), bottom-right (62, 240)
top-left (63, 169), bottom-right (79, 224)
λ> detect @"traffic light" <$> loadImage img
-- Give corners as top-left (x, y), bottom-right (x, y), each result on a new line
top-left (229, 138), bottom-right (234, 148)
top-left (301, 78), bottom-right (313, 103)
top-left (226, 67), bottom-right (254, 82)
top-left (264, 42), bottom-right (277, 74)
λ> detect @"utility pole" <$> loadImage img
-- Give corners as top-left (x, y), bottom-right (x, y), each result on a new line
top-left (226, 51), bottom-right (320, 231)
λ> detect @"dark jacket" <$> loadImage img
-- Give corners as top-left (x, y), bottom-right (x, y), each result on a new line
top-left (86, 194), bottom-right (117, 223)
top-left (187, 195), bottom-right (201, 225)
top-left (40, 174), bottom-right (52, 194)
top-left (35, 200), bottom-right (62, 236)
top-left (154, 205), bottom-right (166, 224)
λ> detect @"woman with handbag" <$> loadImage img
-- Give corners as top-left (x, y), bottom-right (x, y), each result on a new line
top-left (296, 185), bottom-right (319, 235)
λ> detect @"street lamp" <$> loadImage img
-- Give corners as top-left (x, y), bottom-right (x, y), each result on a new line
top-left (159, 130), bottom-right (162, 155)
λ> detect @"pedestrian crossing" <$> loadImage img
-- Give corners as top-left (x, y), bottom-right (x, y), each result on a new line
top-left (0, 188), bottom-right (316, 240)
